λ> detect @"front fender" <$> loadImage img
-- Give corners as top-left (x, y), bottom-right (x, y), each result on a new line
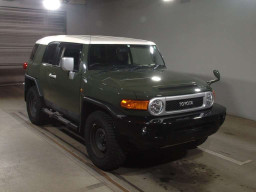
top-left (83, 97), bottom-right (125, 118)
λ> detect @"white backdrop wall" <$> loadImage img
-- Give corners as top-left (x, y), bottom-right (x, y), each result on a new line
top-left (83, 0), bottom-right (256, 121)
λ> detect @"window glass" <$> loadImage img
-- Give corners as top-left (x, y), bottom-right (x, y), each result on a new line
top-left (59, 43), bottom-right (83, 71)
top-left (89, 45), bottom-right (131, 68)
top-left (130, 46), bottom-right (153, 65)
top-left (42, 43), bottom-right (58, 65)
top-left (30, 44), bottom-right (39, 60)
top-left (88, 45), bottom-right (165, 70)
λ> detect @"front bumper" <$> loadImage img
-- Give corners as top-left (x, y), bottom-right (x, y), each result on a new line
top-left (115, 104), bottom-right (226, 151)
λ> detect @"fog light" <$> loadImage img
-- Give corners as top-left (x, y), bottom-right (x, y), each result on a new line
top-left (142, 127), bottom-right (148, 135)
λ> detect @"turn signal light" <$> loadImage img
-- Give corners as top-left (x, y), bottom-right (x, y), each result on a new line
top-left (23, 62), bottom-right (28, 70)
top-left (121, 100), bottom-right (149, 110)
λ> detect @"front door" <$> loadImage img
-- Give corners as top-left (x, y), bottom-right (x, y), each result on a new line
top-left (39, 42), bottom-right (60, 103)
top-left (49, 43), bottom-right (83, 122)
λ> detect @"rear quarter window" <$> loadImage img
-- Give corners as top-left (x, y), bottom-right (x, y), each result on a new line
top-left (42, 43), bottom-right (59, 65)
top-left (30, 44), bottom-right (39, 61)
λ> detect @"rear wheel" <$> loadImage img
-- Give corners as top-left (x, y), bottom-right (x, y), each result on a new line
top-left (85, 111), bottom-right (126, 171)
top-left (26, 86), bottom-right (49, 125)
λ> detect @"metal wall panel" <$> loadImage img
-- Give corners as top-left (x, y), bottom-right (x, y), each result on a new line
top-left (0, 6), bottom-right (66, 84)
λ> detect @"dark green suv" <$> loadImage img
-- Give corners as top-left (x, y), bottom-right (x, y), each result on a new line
top-left (24, 35), bottom-right (226, 171)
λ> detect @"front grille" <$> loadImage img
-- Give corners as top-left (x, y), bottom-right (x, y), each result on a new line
top-left (166, 97), bottom-right (204, 111)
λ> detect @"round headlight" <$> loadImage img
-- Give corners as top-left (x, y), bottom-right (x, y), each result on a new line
top-left (206, 92), bottom-right (214, 107)
top-left (149, 99), bottom-right (164, 115)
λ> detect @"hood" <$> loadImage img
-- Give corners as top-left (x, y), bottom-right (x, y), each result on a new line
top-left (89, 69), bottom-right (211, 98)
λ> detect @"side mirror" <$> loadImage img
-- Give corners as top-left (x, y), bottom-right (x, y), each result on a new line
top-left (207, 70), bottom-right (221, 85)
top-left (61, 57), bottom-right (74, 71)
top-left (213, 70), bottom-right (220, 80)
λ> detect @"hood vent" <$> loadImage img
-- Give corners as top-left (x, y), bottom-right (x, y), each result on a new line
top-left (157, 83), bottom-right (198, 91)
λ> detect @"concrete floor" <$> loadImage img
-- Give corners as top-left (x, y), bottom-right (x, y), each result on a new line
top-left (0, 85), bottom-right (255, 192)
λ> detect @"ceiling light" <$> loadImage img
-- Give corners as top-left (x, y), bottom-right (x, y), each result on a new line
top-left (152, 76), bottom-right (161, 82)
top-left (43, 0), bottom-right (61, 10)
top-left (163, 0), bottom-right (174, 2)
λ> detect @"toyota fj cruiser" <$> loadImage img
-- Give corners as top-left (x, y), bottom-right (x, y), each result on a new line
top-left (24, 35), bottom-right (226, 171)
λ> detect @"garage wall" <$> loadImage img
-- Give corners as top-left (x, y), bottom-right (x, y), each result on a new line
top-left (83, 0), bottom-right (256, 121)
top-left (0, 6), bottom-right (66, 83)
top-left (0, 0), bottom-right (87, 34)
top-left (0, 0), bottom-right (87, 84)
top-left (1, 0), bottom-right (255, 121)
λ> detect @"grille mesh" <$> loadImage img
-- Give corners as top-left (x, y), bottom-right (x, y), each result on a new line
top-left (166, 97), bottom-right (204, 111)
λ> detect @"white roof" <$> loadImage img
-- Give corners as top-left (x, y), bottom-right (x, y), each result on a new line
top-left (36, 35), bottom-right (156, 45)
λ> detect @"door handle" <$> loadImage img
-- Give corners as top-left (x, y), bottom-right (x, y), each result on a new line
top-left (49, 73), bottom-right (57, 79)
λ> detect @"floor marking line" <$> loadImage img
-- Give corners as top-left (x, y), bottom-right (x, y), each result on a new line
top-left (198, 147), bottom-right (253, 166)
top-left (14, 111), bottom-right (146, 192)
top-left (12, 112), bottom-right (131, 192)
top-left (86, 182), bottom-right (105, 190)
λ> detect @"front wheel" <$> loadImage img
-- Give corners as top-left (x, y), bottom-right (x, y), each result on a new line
top-left (85, 111), bottom-right (126, 171)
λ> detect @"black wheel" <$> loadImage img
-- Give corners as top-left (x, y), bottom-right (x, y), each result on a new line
top-left (85, 111), bottom-right (126, 171)
top-left (186, 137), bottom-right (208, 149)
top-left (26, 86), bottom-right (49, 125)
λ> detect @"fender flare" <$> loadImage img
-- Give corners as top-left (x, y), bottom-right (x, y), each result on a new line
top-left (82, 96), bottom-right (125, 119)
top-left (25, 74), bottom-right (42, 98)
top-left (80, 97), bottom-right (125, 133)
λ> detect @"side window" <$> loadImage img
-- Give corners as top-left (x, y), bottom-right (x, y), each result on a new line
top-left (59, 43), bottom-right (83, 71)
top-left (30, 44), bottom-right (39, 61)
top-left (42, 43), bottom-right (59, 65)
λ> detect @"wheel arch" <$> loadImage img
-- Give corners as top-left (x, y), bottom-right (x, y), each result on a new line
top-left (25, 75), bottom-right (42, 101)
top-left (80, 97), bottom-right (124, 134)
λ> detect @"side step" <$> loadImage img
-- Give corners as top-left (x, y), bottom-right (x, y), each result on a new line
top-left (42, 108), bottom-right (78, 130)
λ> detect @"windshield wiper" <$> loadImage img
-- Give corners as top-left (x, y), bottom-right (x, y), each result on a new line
top-left (153, 65), bottom-right (160, 70)
top-left (109, 64), bottom-right (131, 71)
top-left (129, 65), bottom-right (151, 71)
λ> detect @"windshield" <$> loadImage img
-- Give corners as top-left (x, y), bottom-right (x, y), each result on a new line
top-left (88, 44), bottom-right (165, 70)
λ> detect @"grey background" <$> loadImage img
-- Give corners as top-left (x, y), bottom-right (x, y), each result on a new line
top-left (81, 0), bottom-right (256, 121)
top-left (0, 0), bottom-right (255, 121)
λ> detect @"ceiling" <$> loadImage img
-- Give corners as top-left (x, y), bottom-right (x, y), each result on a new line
top-left (63, 0), bottom-right (86, 5)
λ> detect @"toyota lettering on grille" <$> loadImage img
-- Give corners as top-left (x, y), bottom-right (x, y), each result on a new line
top-left (179, 100), bottom-right (194, 107)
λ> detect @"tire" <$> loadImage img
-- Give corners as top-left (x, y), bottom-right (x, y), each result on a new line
top-left (85, 111), bottom-right (126, 171)
top-left (186, 137), bottom-right (208, 149)
top-left (26, 86), bottom-right (49, 125)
